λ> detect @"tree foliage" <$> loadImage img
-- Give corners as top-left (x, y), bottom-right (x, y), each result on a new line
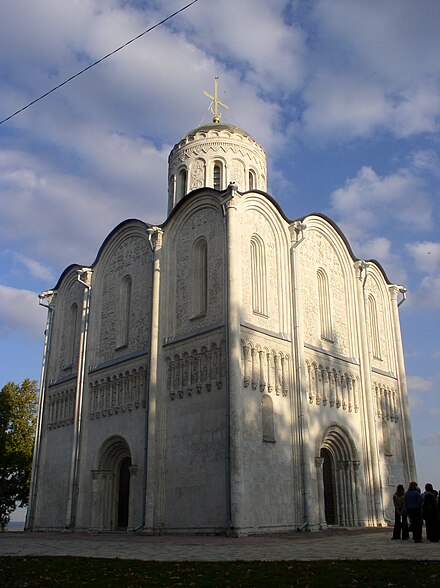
top-left (0, 379), bottom-right (38, 531)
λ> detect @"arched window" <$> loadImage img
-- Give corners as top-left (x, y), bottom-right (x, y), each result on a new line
top-left (192, 238), bottom-right (208, 317)
top-left (368, 294), bottom-right (381, 359)
top-left (213, 162), bottom-right (222, 190)
top-left (262, 394), bottom-right (275, 442)
top-left (177, 168), bottom-right (187, 200)
top-left (116, 275), bottom-right (132, 348)
top-left (250, 235), bottom-right (268, 316)
top-left (66, 302), bottom-right (78, 368)
top-left (249, 169), bottom-right (256, 191)
top-left (317, 269), bottom-right (333, 341)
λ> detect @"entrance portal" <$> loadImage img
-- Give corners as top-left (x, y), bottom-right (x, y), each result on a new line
top-left (321, 447), bottom-right (336, 525)
top-left (319, 425), bottom-right (361, 527)
top-left (93, 436), bottom-right (132, 531)
top-left (117, 457), bottom-right (131, 529)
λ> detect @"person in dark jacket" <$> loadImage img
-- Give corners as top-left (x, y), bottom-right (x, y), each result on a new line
top-left (422, 483), bottom-right (439, 542)
top-left (392, 484), bottom-right (409, 539)
top-left (405, 481), bottom-right (423, 542)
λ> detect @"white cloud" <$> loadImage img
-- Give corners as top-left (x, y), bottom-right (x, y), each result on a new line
top-left (407, 375), bottom-right (433, 394)
top-left (0, 142), bottom-right (167, 270)
top-left (330, 166), bottom-right (433, 248)
top-left (0, 285), bottom-right (46, 338)
top-left (406, 242), bottom-right (440, 274)
top-left (302, 0), bottom-right (440, 140)
top-left (179, 0), bottom-right (306, 95)
top-left (411, 150), bottom-right (440, 177)
top-left (12, 252), bottom-right (56, 282)
top-left (413, 275), bottom-right (440, 309)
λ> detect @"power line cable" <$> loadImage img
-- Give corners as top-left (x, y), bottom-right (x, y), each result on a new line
top-left (0, 0), bottom-right (199, 126)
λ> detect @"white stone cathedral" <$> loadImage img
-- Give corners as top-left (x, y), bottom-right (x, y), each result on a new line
top-left (26, 88), bottom-right (417, 535)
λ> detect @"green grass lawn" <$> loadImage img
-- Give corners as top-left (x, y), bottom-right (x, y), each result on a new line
top-left (0, 558), bottom-right (439, 587)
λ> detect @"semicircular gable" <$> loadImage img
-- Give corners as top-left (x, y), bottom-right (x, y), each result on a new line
top-left (240, 193), bottom-right (291, 335)
top-left (297, 212), bottom-right (393, 284)
top-left (301, 215), bottom-right (354, 280)
top-left (91, 219), bottom-right (150, 279)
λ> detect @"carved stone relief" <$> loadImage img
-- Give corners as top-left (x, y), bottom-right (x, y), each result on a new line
top-left (373, 380), bottom-right (399, 422)
top-left (46, 385), bottom-right (76, 429)
top-left (98, 235), bottom-right (151, 363)
top-left (89, 366), bottom-right (146, 420)
top-left (190, 158), bottom-right (205, 191)
top-left (241, 213), bottom-right (283, 333)
top-left (299, 231), bottom-right (352, 357)
top-left (174, 207), bottom-right (224, 336)
top-left (166, 340), bottom-right (225, 400)
top-left (305, 360), bottom-right (359, 413)
top-left (230, 160), bottom-right (245, 191)
top-left (57, 280), bottom-right (84, 379)
top-left (240, 339), bottom-right (290, 397)
top-left (367, 278), bottom-right (391, 372)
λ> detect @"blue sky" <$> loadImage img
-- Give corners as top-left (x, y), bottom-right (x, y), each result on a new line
top-left (1, 0), bottom-right (439, 519)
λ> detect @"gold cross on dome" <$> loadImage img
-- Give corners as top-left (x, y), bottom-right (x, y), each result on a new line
top-left (203, 76), bottom-right (228, 123)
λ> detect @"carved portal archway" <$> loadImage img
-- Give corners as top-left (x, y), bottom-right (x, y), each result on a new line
top-left (91, 436), bottom-right (133, 531)
top-left (317, 426), bottom-right (362, 527)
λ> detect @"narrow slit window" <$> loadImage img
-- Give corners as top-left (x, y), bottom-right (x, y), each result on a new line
top-left (317, 269), bottom-right (333, 341)
top-left (66, 302), bottom-right (78, 367)
top-left (251, 235), bottom-right (268, 316)
top-left (178, 168), bottom-right (187, 199)
top-left (192, 238), bottom-right (208, 317)
top-left (213, 163), bottom-right (222, 190)
top-left (368, 294), bottom-right (381, 359)
top-left (249, 169), bottom-right (256, 191)
top-left (116, 275), bottom-right (132, 348)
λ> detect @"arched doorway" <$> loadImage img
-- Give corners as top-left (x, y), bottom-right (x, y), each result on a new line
top-left (117, 457), bottom-right (131, 530)
top-left (321, 447), bottom-right (336, 525)
top-left (92, 436), bottom-right (132, 531)
top-left (318, 426), bottom-right (361, 527)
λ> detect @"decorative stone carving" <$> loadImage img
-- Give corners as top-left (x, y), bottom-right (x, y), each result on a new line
top-left (166, 340), bottom-right (225, 401)
top-left (89, 366), bottom-right (146, 419)
top-left (373, 380), bottom-right (399, 422)
top-left (47, 385), bottom-right (76, 429)
top-left (230, 160), bottom-right (245, 190)
top-left (98, 234), bottom-right (151, 363)
top-left (190, 158), bottom-right (205, 191)
top-left (240, 340), bottom-right (290, 397)
top-left (305, 360), bottom-right (359, 413)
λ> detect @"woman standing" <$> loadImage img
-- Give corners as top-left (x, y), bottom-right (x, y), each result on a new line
top-left (392, 484), bottom-right (408, 539)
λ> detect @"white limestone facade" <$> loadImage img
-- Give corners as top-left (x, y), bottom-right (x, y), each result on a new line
top-left (27, 118), bottom-right (416, 535)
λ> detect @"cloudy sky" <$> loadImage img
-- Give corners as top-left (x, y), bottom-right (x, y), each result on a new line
top-left (1, 0), bottom-right (439, 509)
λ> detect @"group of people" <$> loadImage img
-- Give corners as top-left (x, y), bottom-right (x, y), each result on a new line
top-left (393, 482), bottom-right (440, 543)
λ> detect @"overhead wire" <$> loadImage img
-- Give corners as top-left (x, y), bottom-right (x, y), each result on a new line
top-left (0, 0), bottom-right (199, 126)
